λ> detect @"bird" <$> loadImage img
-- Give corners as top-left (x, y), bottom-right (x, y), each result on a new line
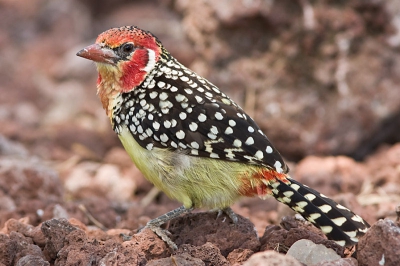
top-left (77, 25), bottom-right (369, 250)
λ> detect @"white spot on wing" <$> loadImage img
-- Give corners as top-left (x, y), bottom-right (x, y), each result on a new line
top-left (233, 139), bottom-right (242, 147)
top-left (274, 161), bottom-right (283, 173)
top-left (320, 225), bottom-right (333, 234)
top-left (189, 122), bottom-right (198, 131)
top-left (160, 134), bottom-right (168, 142)
top-left (351, 215), bottom-right (365, 223)
top-left (191, 141), bottom-right (199, 149)
top-left (335, 240), bottom-right (346, 247)
top-left (290, 184), bottom-right (300, 191)
top-left (149, 91), bottom-right (158, 99)
top-left (215, 112), bottom-right (223, 120)
top-left (283, 191), bottom-right (294, 198)
top-left (225, 127), bottom-right (233, 135)
top-left (210, 153), bottom-right (219, 158)
top-left (331, 217), bottom-right (347, 226)
top-left (344, 230), bottom-right (357, 238)
top-left (198, 113), bottom-right (207, 122)
top-left (157, 81), bottom-right (166, 88)
top-left (266, 146), bottom-right (273, 153)
top-left (304, 193), bottom-right (316, 201)
top-left (210, 126), bottom-right (218, 135)
top-left (152, 121), bottom-right (160, 131)
top-left (245, 137), bottom-right (254, 145)
top-left (308, 213), bottom-right (321, 222)
top-left (146, 143), bottom-right (154, 150)
top-left (176, 130), bottom-right (185, 139)
top-left (179, 112), bottom-right (187, 120)
top-left (254, 150), bottom-right (264, 160)
top-left (296, 201), bottom-right (308, 208)
top-left (319, 204), bottom-right (333, 213)
top-left (164, 120), bottom-right (171, 128)
top-left (159, 92), bottom-right (168, 101)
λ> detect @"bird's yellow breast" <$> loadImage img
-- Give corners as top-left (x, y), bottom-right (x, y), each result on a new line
top-left (118, 126), bottom-right (263, 209)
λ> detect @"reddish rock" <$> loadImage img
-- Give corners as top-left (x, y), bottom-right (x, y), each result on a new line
top-left (169, 212), bottom-right (260, 256)
top-left (147, 253), bottom-right (204, 266)
top-left (0, 233), bottom-right (17, 266)
top-left (260, 216), bottom-right (344, 256)
top-left (122, 229), bottom-right (171, 261)
top-left (357, 219), bottom-right (400, 266)
top-left (227, 248), bottom-right (254, 265)
top-left (0, 159), bottom-right (63, 228)
top-left (41, 219), bottom-right (79, 261)
top-left (7, 231), bottom-right (46, 266)
top-left (175, 242), bottom-right (229, 266)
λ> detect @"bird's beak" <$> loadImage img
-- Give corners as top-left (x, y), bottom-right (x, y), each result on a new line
top-left (77, 44), bottom-right (118, 64)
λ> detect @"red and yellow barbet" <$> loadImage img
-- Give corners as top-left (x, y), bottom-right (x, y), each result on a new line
top-left (77, 26), bottom-right (369, 249)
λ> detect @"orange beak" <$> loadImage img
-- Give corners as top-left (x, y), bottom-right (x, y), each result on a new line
top-left (77, 44), bottom-right (118, 64)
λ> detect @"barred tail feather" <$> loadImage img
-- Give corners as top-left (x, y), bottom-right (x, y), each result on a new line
top-left (270, 177), bottom-right (369, 246)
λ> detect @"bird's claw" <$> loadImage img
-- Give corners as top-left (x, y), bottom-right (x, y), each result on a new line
top-left (212, 207), bottom-right (239, 224)
top-left (145, 224), bottom-right (177, 250)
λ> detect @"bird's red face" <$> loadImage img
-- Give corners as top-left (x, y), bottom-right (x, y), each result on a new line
top-left (77, 26), bottom-right (162, 115)
top-left (77, 26), bottom-right (161, 93)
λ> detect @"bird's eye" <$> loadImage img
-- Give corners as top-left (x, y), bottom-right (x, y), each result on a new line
top-left (121, 43), bottom-right (134, 54)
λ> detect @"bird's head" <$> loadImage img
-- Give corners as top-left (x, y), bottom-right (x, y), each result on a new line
top-left (77, 26), bottom-right (162, 93)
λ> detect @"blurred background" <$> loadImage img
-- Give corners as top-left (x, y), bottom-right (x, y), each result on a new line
top-left (0, 0), bottom-right (399, 233)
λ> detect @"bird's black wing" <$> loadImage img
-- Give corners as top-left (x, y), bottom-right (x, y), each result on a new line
top-left (116, 58), bottom-right (288, 174)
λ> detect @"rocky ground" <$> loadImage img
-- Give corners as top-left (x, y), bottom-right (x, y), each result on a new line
top-left (0, 0), bottom-right (400, 265)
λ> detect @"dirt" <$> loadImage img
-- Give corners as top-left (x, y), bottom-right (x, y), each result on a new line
top-left (0, 0), bottom-right (400, 265)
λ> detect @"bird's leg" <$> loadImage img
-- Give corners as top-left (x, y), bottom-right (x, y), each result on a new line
top-left (143, 205), bottom-right (193, 250)
top-left (214, 207), bottom-right (239, 224)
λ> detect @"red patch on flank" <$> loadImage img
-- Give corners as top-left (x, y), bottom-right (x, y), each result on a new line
top-left (238, 169), bottom-right (289, 197)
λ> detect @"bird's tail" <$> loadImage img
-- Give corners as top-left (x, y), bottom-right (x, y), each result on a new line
top-left (269, 177), bottom-right (369, 246)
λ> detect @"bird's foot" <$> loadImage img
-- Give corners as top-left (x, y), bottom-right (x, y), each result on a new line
top-left (213, 207), bottom-right (239, 224)
top-left (144, 224), bottom-right (177, 250)
top-left (139, 205), bottom-right (192, 250)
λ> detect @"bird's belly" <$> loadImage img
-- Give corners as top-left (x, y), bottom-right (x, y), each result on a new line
top-left (118, 126), bottom-right (261, 209)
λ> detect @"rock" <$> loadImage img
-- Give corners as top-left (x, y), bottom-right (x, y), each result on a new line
top-left (16, 255), bottom-right (50, 266)
top-left (0, 158), bottom-right (63, 227)
top-left (169, 212), bottom-right (260, 256)
top-left (312, 257), bottom-right (358, 266)
top-left (0, 233), bottom-right (17, 265)
top-left (9, 231), bottom-right (46, 265)
top-left (227, 248), bottom-right (254, 265)
top-left (357, 219), bottom-right (400, 266)
top-left (243, 250), bottom-right (302, 266)
top-left (176, 243), bottom-right (229, 266)
top-left (41, 218), bottom-right (79, 261)
top-left (260, 216), bottom-right (344, 256)
top-left (147, 253), bottom-right (204, 266)
top-left (286, 239), bottom-right (341, 265)
top-left (122, 228), bottom-right (171, 261)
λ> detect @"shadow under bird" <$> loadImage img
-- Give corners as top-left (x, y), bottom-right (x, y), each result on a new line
top-left (77, 25), bottom-right (369, 250)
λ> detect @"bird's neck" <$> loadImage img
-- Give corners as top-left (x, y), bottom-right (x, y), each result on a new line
top-left (95, 63), bottom-right (127, 123)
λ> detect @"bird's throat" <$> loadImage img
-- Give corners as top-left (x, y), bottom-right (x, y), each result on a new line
top-left (96, 64), bottom-right (124, 120)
